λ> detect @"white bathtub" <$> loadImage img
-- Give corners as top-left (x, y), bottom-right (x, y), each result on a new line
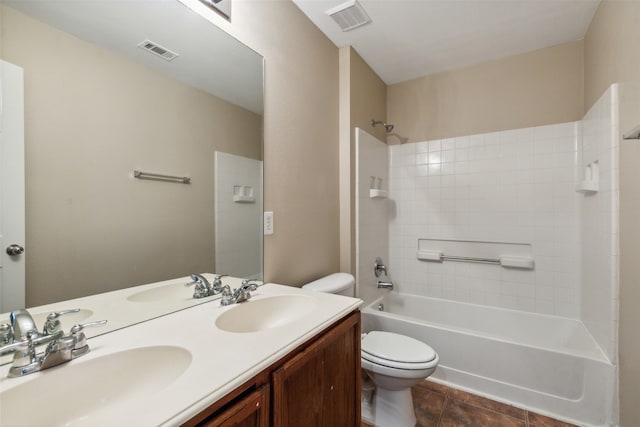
top-left (362, 293), bottom-right (617, 427)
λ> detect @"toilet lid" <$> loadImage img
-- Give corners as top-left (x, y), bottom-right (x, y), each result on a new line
top-left (361, 331), bottom-right (436, 364)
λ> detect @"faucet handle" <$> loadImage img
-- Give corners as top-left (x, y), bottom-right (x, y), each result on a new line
top-left (211, 274), bottom-right (229, 294)
top-left (0, 336), bottom-right (32, 356)
top-left (241, 279), bottom-right (259, 292)
top-left (70, 320), bottom-right (108, 336)
top-left (0, 323), bottom-right (12, 345)
top-left (44, 309), bottom-right (81, 335)
top-left (186, 275), bottom-right (210, 298)
top-left (374, 257), bottom-right (387, 277)
top-left (69, 320), bottom-right (107, 358)
top-left (220, 285), bottom-right (234, 306)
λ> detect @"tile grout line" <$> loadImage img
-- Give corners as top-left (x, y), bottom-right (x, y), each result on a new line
top-left (436, 397), bottom-right (449, 426)
top-left (435, 385), bottom-right (453, 426)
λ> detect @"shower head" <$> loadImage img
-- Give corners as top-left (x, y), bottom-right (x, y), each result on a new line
top-left (371, 119), bottom-right (394, 133)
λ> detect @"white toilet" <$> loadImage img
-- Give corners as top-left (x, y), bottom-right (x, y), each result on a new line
top-left (302, 273), bottom-right (439, 427)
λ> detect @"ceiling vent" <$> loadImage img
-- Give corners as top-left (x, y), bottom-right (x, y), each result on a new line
top-left (137, 40), bottom-right (179, 61)
top-left (326, 0), bottom-right (371, 32)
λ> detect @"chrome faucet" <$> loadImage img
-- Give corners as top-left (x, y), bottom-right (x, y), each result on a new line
top-left (43, 309), bottom-right (81, 335)
top-left (374, 257), bottom-right (387, 277)
top-left (0, 320), bottom-right (106, 378)
top-left (211, 274), bottom-right (228, 295)
top-left (9, 309), bottom-right (39, 340)
top-left (377, 280), bottom-right (394, 290)
top-left (186, 274), bottom-right (212, 298)
top-left (220, 280), bottom-right (259, 306)
top-left (186, 274), bottom-right (228, 298)
top-left (0, 323), bottom-right (11, 345)
top-left (0, 309), bottom-right (77, 356)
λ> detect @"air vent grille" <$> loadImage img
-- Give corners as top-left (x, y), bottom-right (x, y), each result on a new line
top-left (138, 40), bottom-right (179, 61)
top-left (326, 0), bottom-right (371, 32)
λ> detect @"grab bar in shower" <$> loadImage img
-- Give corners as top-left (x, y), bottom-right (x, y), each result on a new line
top-left (417, 250), bottom-right (534, 269)
top-left (133, 170), bottom-right (191, 184)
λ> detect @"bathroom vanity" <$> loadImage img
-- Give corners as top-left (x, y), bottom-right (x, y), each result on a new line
top-left (185, 309), bottom-right (361, 426)
top-left (0, 283), bottom-right (362, 426)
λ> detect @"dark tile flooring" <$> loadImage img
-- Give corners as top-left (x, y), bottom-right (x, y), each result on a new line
top-left (362, 380), bottom-right (580, 427)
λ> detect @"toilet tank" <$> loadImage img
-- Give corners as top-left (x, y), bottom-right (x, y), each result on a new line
top-left (302, 273), bottom-right (355, 297)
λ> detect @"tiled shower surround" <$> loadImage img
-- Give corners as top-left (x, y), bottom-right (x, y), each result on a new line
top-left (356, 86), bottom-right (620, 425)
top-left (386, 85), bottom-right (619, 329)
top-left (388, 121), bottom-right (582, 318)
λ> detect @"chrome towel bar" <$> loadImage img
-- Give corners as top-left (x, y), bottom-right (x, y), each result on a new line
top-left (416, 250), bottom-right (534, 269)
top-left (438, 254), bottom-right (500, 265)
top-left (133, 170), bottom-right (191, 184)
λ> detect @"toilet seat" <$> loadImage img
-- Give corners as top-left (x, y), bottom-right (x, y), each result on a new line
top-left (362, 331), bottom-right (437, 370)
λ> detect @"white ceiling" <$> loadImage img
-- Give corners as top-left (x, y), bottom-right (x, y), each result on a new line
top-left (293, 0), bottom-right (600, 85)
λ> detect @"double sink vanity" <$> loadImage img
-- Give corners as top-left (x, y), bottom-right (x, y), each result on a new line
top-left (1, 1), bottom-right (363, 424)
top-left (0, 275), bottom-right (363, 426)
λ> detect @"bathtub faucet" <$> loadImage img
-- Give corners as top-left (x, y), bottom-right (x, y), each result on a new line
top-left (374, 257), bottom-right (387, 277)
top-left (377, 280), bottom-right (394, 290)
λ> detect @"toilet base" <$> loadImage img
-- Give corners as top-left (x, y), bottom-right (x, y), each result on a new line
top-left (362, 386), bottom-right (416, 427)
top-left (361, 376), bottom-right (376, 424)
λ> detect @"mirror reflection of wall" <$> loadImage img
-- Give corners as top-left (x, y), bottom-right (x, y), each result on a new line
top-left (0, 1), bottom-right (263, 309)
top-left (214, 152), bottom-right (263, 280)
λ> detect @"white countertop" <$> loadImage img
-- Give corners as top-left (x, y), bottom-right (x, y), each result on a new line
top-left (0, 283), bottom-right (362, 426)
top-left (0, 274), bottom-right (249, 365)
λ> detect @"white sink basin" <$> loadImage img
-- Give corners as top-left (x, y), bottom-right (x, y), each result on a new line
top-left (0, 345), bottom-right (192, 426)
top-left (127, 283), bottom-right (194, 303)
top-left (215, 295), bottom-right (316, 333)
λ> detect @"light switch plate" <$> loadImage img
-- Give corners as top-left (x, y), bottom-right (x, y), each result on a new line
top-left (264, 211), bottom-right (274, 235)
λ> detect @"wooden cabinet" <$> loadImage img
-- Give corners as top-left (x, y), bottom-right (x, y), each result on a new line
top-left (272, 311), bottom-right (360, 427)
top-left (184, 311), bottom-right (361, 427)
top-left (199, 386), bottom-right (269, 427)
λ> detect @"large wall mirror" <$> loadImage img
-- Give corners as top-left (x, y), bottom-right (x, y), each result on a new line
top-left (0, 1), bottom-right (263, 314)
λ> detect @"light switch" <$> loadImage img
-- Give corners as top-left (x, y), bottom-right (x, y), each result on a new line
top-left (264, 211), bottom-right (274, 235)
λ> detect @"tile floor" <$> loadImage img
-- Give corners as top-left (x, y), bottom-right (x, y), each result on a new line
top-left (361, 380), bottom-right (580, 427)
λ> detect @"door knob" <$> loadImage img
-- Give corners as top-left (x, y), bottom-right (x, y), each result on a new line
top-left (6, 244), bottom-right (24, 256)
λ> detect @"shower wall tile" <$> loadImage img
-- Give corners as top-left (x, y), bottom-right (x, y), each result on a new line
top-left (579, 84), bottom-right (620, 363)
top-left (356, 128), bottom-right (391, 305)
top-left (389, 122), bottom-right (581, 318)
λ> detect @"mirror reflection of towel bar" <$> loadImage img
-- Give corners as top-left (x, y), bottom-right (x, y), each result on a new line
top-left (133, 170), bottom-right (191, 184)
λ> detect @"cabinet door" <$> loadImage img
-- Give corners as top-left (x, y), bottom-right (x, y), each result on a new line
top-left (272, 312), bottom-right (360, 427)
top-left (200, 385), bottom-right (269, 427)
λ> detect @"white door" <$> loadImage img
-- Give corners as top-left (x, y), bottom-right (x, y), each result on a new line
top-left (0, 60), bottom-right (26, 312)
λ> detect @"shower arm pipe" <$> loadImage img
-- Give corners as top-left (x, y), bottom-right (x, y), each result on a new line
top-left (370, 119), bottom-right (394, 133)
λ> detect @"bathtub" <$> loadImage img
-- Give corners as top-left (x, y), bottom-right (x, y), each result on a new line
top-left (361, 293), bottom-right (616, 427)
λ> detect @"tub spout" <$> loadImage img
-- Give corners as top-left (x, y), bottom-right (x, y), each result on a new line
top-left (377, 280), bottom-right (394, 290)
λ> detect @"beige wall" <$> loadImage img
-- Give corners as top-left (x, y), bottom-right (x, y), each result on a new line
top-left (584, 2), bottom-right (640, 426)
top-left (1, 6), bottom-right (262, 305)
top-left (337, 47), bottom-right (387, 274)
top-left (212, 1), bottom-right (340, 286)
top-left (387, 41), bottom-right (584, 143)
top-left (349, 49), bottom-right (388, 143)
top-left (584, 1), bottom-right (640, 111)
